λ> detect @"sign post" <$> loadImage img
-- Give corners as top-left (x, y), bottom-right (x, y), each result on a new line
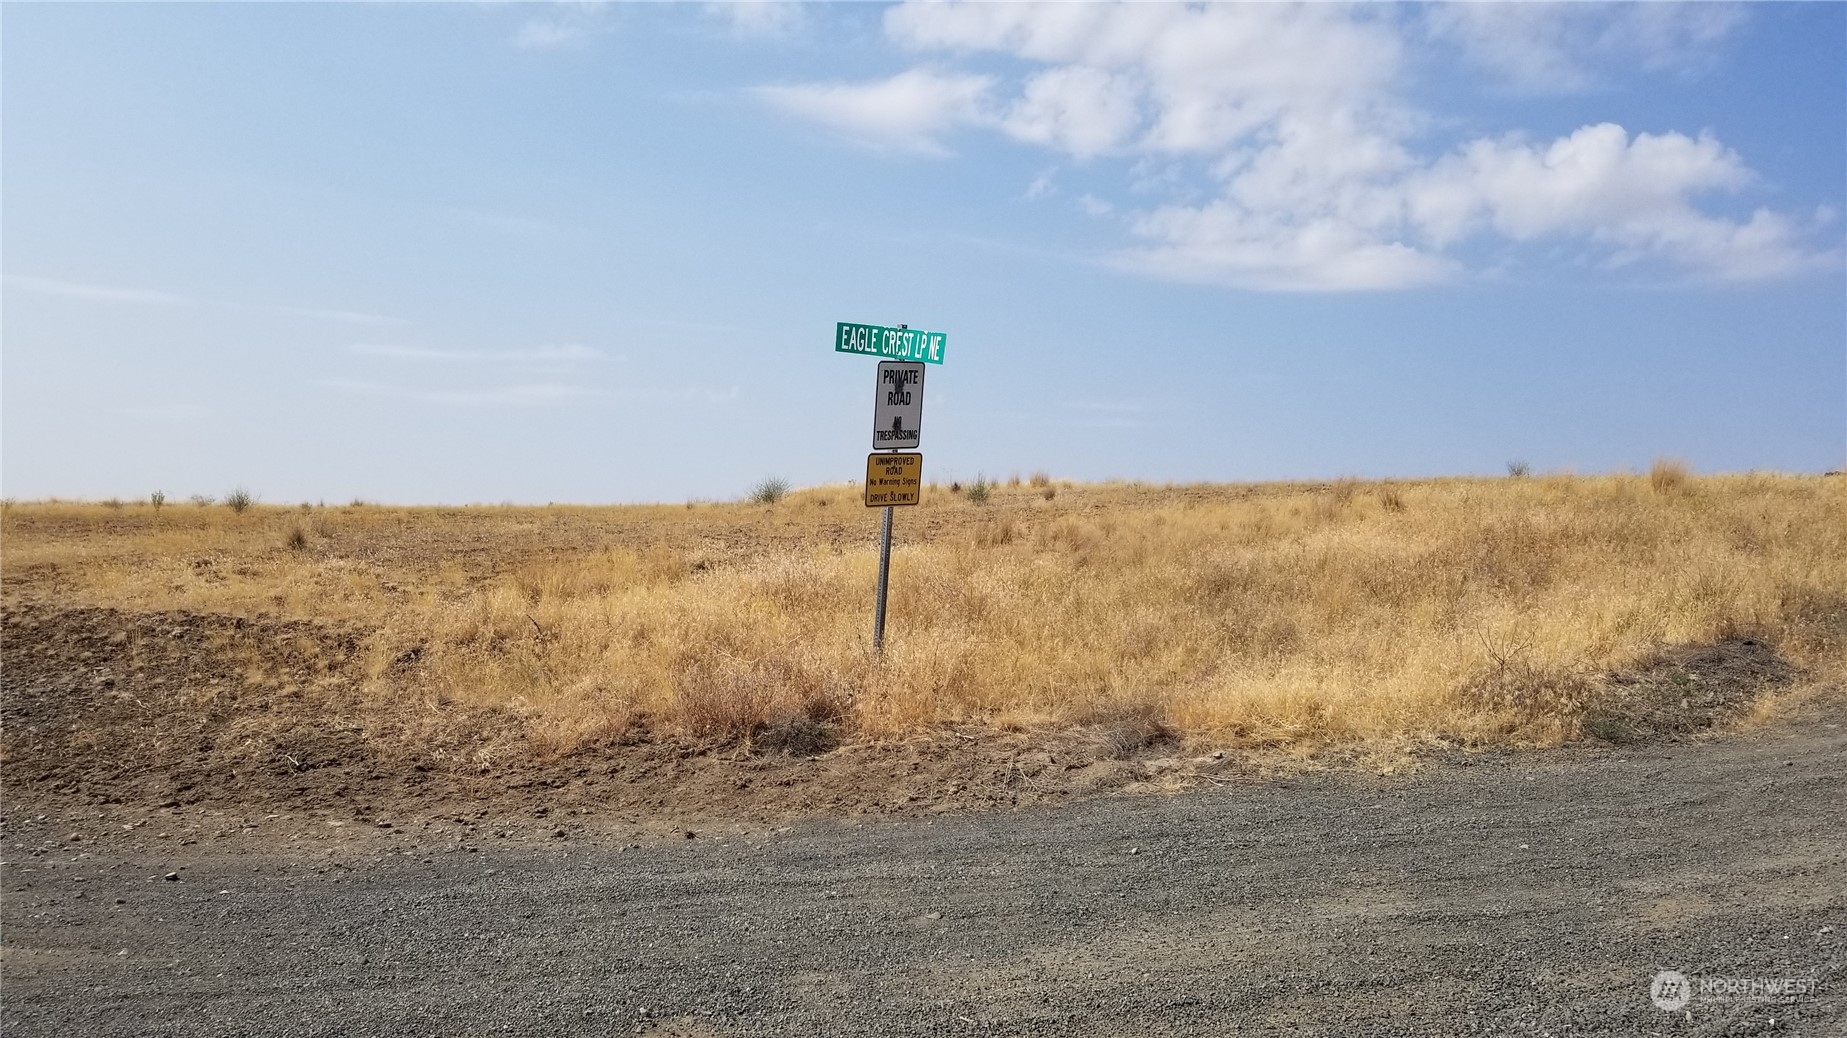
top-left (839, 323), bottom-right (939, 656)
top-left (865, 450), bottom-right (922, 649)
top-left (873, 504), bottom-right (894, 653)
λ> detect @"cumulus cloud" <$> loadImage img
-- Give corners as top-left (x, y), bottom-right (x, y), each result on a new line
top-left (753, 69), bottom-right (995, 155)
top-left (1121, 205), bottom-right (1456, 293)
top-left (885, 1), bottom-right (1402, 156)
top-left (1407, 124), bottom-right (1826, 281)
top-left (1002, 66), bottom-right (1141, 158)
top-left (753, 1), bottom-right (1834, 290)
top-left (1131, 120), bottom-right (1825, 290)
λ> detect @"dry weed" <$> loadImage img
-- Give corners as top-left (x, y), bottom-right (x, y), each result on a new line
top-left (1650, 457), bottom-right (1690, 494)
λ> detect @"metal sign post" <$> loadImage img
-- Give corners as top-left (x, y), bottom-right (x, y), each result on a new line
top-left (840, 321), bottom-right (940, 657)
top-left (873, 502), bottom-right (894, 653)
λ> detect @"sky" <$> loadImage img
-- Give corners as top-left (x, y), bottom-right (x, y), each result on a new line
top-left (2, 1), bottom-right (1843, 505)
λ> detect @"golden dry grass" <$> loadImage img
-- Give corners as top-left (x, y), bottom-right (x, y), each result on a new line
top-left (1650, 456), bottom-right (1690, 495)
top-left (4, 474), bottom-right (1843, 756)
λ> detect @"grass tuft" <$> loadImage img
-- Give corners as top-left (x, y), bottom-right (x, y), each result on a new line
top-left (974, 519), bottom-right (1015, 548)
top-left (1650, 457), bottom-right (1689, 495)
top-left (753, 716), bottom-right (839, 757)
top-left (1078, 702), bottom-right (1174, 759)
top-left (747, 477), bottom-right (791, 505)
top-left (225, 487), bottom-right (255, 513)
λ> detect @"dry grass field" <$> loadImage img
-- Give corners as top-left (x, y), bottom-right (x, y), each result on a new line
top-left (4, 470), bottom-right (1843, 773)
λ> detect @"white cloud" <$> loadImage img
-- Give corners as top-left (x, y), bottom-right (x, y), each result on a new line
top-left (1124, 120), bottom-right (1824, 290)
top-left (1107, 111), bottom-right (1449, 291)
top-left (1003, 66), bottom-right (1141, 159)
top-left (885, 1), bottom-right (1403, 155)
top-left (753, 69), bottom-right (995, 155)
top-left (749, 1), bottom-right (1834, 290)
top-left (1127, 158), bottom-right (1187, 197)
top-left (1217, 114), bottom-right (1416, 232)
top-left (1425, 2), bottom-right (1747, 95)
top-left (1407, 124), bottom-right (1829, 281)
top-left (1408, 124), bottom-right (1749, 243)
top-left (1616, 3), bottom-right (1750, 74)
top-left (1425, 4), bottom-right (1596, 94)
top-left (1121, 203), bottom-right (1455, 293)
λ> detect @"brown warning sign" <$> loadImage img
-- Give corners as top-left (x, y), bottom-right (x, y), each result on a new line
top-left (864, 452), bottom-right (922, 507)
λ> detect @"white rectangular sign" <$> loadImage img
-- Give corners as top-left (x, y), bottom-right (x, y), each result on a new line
top-left (873, 361), bottom-right (925, 450)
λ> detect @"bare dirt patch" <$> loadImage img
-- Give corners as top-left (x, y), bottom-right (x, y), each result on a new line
top-left (0, 600), bottom-right (1235, 826)
top-left (1585, 637), bottom-right (1797, 743)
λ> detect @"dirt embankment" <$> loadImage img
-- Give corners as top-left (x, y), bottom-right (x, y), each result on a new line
top-left (0, 597), bottom-right (1811, 829)
top-left (0, 600), bottom-right (1224, 825)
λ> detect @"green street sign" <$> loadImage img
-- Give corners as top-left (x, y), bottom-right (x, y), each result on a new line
top-left (835, 322), bottom-right (947, 365)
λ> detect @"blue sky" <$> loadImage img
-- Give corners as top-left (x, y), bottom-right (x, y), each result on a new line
top-left (3, 2), bottom-right (1842, 504)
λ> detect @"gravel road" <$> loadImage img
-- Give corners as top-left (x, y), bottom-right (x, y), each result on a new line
top-left (5, 715), bottom-right (1843, 1037)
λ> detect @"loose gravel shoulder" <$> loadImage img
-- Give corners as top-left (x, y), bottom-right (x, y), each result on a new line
top-left (5, 700), bottom-right (1843, 1037)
